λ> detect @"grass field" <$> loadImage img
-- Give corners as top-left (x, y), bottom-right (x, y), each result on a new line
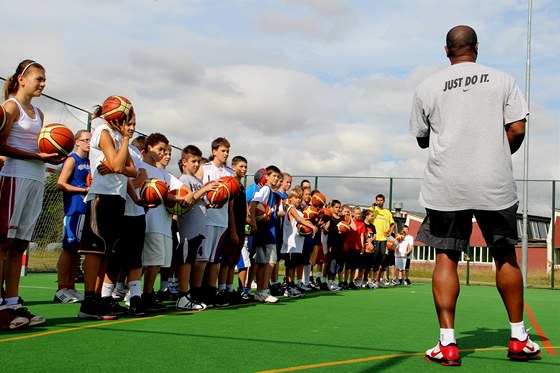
top-left (1, 273), bottom-right (559, 372)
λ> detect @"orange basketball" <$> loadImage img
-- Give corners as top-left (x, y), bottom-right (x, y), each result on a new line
top-left (320, 207), bottom-right (333, 219)
top-left (37, 123), bottom-right (75, 156)
top-left (102, 95), bottom-right (134, 126)
top-left (165, 188), bottom-right (190, 215)
top-left (297, 222), bottom-right (313, 236)
top-left (365, 242), bottom-right (375, 253)
top-left (140, 178), bottom-right (168, 206)
top-left (255, 202), bottom-right (271, 222)
top-left (344, 215), bottom-right (352, 224)
top-left (386, 237), bottom-right (397, 251)
top-left (207, 183), bottom-right (230, 206)
top-left (219, 176), bottom-right (241, 199)
top-left (302, 205), bottom-right (319, 221)
top-left (311, 192), bottom-right (326, 208)
top-left (86, 172), bottom-right (93, 187)
top-left (0, 104), bottom-right (6, 133)
top-left (337, 221), bottom-right (350, 235)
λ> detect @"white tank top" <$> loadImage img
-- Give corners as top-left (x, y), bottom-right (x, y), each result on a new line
top-left (0, 98), bottom-right (44, 181)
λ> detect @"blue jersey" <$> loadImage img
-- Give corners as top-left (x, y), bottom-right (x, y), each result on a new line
top-left (252, 185), bottom-right (279, 246)
top-left (63, 153), bottom-right (90, 215)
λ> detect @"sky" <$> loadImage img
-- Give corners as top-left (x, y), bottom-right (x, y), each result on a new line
top-left (2, 0), bottom-right (558, 215)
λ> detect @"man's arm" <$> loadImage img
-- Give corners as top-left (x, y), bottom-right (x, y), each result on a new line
top-left (505, 119), bottom-right (525, 154)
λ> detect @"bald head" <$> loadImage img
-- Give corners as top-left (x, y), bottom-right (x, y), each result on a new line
top-left (446, 25), bottom-right (478, 59)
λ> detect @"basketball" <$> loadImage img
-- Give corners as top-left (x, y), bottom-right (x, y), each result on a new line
top-left (101, 95), bottom-right (134, 126)
top-left (140, 178), bottom-right (168, 206)
top-left (165, 188), bottom-right (190, 215)
top-left (311, 192), bottom-right (326, 208)
top-left (386, 237), bottom-right (397, 251)
top-left (395, 234), bottom-right (404, 241)
top-left (297, 223), bottom-right (313, 236)
top-left (219, 176), bottom-right (241, 199)
top-left (255, 202), bottom-right (271, 222)
top-left (320, 207), bottom-right (333, 219)
top-left (37, 123), bottom-right (75, 156)
top-left (0, 105), bottom-right (6, 133)
top-left (86, 172), bottom-right (92, 187)
top-left (344, 214), bottom-right (352, 224)
top-left (254, 168), bottom-right (267, 187)
top-left (207, 183), bottom-right (230, 206)
top-left (337, 221), bottom-right (350, 235)
top-left (302, 205), bottom-right (319, 221)
top-left (365, 242), bottom-right (375, 254)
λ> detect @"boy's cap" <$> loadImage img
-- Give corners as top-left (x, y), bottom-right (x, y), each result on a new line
top-left (254, 168), bottom-right (267, 187)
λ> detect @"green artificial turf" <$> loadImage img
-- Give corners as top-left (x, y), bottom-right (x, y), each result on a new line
top-left (1, 274), bottom-right (558, 372)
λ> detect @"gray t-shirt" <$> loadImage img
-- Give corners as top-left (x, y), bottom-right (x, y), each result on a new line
top-left (410, 62), bottom-right (528, 211)
top-left (178, 174), bottom-right (207, 241)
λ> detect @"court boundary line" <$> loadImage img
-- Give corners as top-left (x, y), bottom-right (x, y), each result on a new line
top-left (524, 301), bottom-right (558, 355)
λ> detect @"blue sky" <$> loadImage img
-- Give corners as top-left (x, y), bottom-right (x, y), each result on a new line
top-left (2, 0), bottom-right (558, 213)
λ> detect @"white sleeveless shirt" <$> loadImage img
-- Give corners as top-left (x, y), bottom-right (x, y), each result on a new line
top-left (0, 98), bottom-right (44, 181)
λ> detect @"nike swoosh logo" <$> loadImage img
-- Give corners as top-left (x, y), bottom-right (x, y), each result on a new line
top-left (462, 89), bottom-right (470, 92)
top-left (430, 349), bottom-right (441, 357)
top-left (526, 345), bottom-right (535, 352)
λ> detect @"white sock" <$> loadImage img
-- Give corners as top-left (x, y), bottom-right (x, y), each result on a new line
top-left (303, 264), bottom-right (311, 281)
top-left (226, 284), bottom-right (234, 292)
top-left (101, 282), bottom-right (114, 298)
top-left (115, 282), bottom-right (127, 291)
top-left (218, 284), bottom-right (226, 291)
top-left (440, 328), bottom-right (456, 346)
top-left (128, 280), bottom-right (142, 298)
top-left (316, 271), bottom-right (322, 279)
top-left (159, 280), bottom-right (168, 292)
top-left (5, 297), bottom-right (18, 306)
top-left (297, 279), bottom-right (303, 286)
top-left (510, 321), bottom-right (528, 341)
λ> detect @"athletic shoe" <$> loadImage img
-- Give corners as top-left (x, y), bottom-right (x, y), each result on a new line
top-left (142, 293), bottom-right (167, 312)
top-left (78, 297), bottom-right (117, 320)
top-left (168, 282), bottom-right (180, 299)
top-left (53, 288), bottom-right (80, 304)
top-left (402, 280), bottom-right (408, 286)
top-left (284, 287), bottom-right (304, 298)
top-left (338, 282), bottom-right (347, 290)
top-left (254, 290), bottom-right (278, 303)
top-left (156, 289), bottom-right (173, 302)
top-left (128, 295), bottom-right (147, 316)
top-left (425, 342), bottom-right (461, 366)
top-left (269, 283), bottom-right (284, 297)
top-left (102, 296), bottom-right (128, 316)
top-left (383, 279), bottom-right (390, 286)
top-left (239, 288), bottom-right (252, 301)
top-left (9, 305), bottom-right (45, 326)
top-left (296, 284), bottom-right (311, 293)
top-left (112, 285), bottom-right (128, 301)
top-left (405, 279), bottom-right (412, 285)
top-left (214, 290), bottom-right (230, 307)
top-left (378, 281), bottom-right (387, 288)
top-left (348, 281), bottom-right (358, 290)
top-left (328, 284), bottom-right (341, 291)
top-left (365, 282), bottom-right (376, 289)
top-left (391, 279), bottom-right (398, 286)
top-left (68, 288), bottom-right (85, 302)
top-left (309, 276), bottom-right (316, 285)
top-left (507, 337), bottom-right (541, 361)
top-left (320, 282), bottom-right (329, 291)
top-left (0, 307), bottom-right (29, 330)
top-left (176, 294), bottom-right (206, 311)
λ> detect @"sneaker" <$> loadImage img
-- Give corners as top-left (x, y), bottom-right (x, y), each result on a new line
top-left (425, 342), bottom-right (461, 366)
top-left (214, 290), bottom-right (230, 307)
top-left (141, 293), bottom-right (167, 312)
top-left (405, 279), bottom-right (412, 285)
top-left (168, 282), bottom-right (180, 298)
top-left (239, 288), bottom-right (252, 301)
top-left (378, 281), bottom-right (387, 288)
top-left (269, 283), bottom-right (284, 296)
top-left (320, 282), bottom-right (329, 291)
top-left (0, 307), bottom-right (29, 330)
top-left (68, 288), bottom-right (85, 302)
top-left (296, 284), bottom-right (311, 293)
top-left (365, 282), bottom-right (375, 289)
top-left (507, 337), bottom-right (541, 361)
top-left (156, 289), bottom-right (173, 302)
top-left (53, 288), bottom-right (80, 303)
top-left (391, 279), bottom-right (398, 286)
top-left (328, 284), bottom-right (341, 291)
top-left (284, 287), bottom-right (304, 298)
top-left (402, 280), bottom-right (408, 286)
top-left (10, 305), bottom-right (45, 326)
top-left (348, 281), bottom-right (358, 290)
top-left (112, 285), bottom-right (128, 301)
top-left (309, 276), bottom-right (316, 285)
top-left (128, 295), bottom-right (147, 316)
top-left (338, 282), bottom-right (347, 290)
top-left (176, 294), bottom-right (206, 311)
top-left (78, 296), bottom-right (117, 320)
top-left (383, 279), bottom-right (390, 286)
top-left (254, 290), bottom-right (279, 303)
top-left (102, 296), bottom-right (128, 316)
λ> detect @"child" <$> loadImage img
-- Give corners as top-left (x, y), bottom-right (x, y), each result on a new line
top-left (176, 145), bottom-right (217, 311)
top-left (249, 165), bottom-right (282, 303)
top-left (324, 200), bottom-right (344, 291)
top-left (0, 60), bottom-right (61, 328)
top-left (139, 133), bottom-right (188, 312)
top-left (361, 209), bottom-right (377, 289)
top-left (216, 156), bottom-right (248, 305)
top-left (270, 172), bottom-right (291, 296)
top-left (199, 137), bottom-right (234, 307)
top-left (78, 101), bottom-right (137, 320)
top-left (282, 186), bottom-right (318, 297)
top-left (344, 206), bottom-right (365, 289)
top-left (338, 204), bottom-right (354, 289)
top-left (54, 130), bottom-right (91, 303)
top-left (395, 229), bottom-right (413, 285)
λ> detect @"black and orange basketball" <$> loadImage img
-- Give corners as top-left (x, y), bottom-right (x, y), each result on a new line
top-left (165, 188), bottom-right (190, 215)
top-left (302, 205), bottom-right (319, 221)
top-left (297, 222), bottom-right (313, 236)
top-left (311, 192), bottom-right (326, 208)
top-left (337, 221), bottom-right (350, 235)
top-left (207, 182), bottom-right (229, 206)
top-left (102, 95), bottom-right (134, 126)
top-left (219, 176), bottom-right (241, 199)
top-left (140, 178), bottom-right (168, 206)
top-left (37, 123), bottom-right (75, 156)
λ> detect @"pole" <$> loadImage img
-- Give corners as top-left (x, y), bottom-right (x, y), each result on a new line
top-left (521, 0), bottom-right (532, 288)
top-left (552, 181), bottom-right (556, 289)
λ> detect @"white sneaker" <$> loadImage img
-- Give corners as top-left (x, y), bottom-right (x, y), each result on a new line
top-left (112, 285), bottom-right (128, 301)
top-left (328, 284), bottom-right (340, 291)
top-left (176, 295), bottom-right (206, 311)
top-left (53, 288), bottom-right (79, 303)
top-left (284, 287), bottom-right (304, 298)
top-left (67, 288), bottom-right (85, 302)
top-left (255, 290), bottom-right (278, 303)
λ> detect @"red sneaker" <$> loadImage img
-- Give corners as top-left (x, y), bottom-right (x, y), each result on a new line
top-left (0, 307), bottom-right (29, 330)
top-left (508, 337), bottom-right (541, 361)
top-left (425, 342), bottom-right (461, 366)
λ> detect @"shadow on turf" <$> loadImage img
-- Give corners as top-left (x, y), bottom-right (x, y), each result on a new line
top-left (458, 327), bottom-right (542, 361)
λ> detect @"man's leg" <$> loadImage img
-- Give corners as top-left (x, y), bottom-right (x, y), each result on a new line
top-left (432, 250), bottom-right (460, 328)
top-left (492, 244), bottom-right (523, 322)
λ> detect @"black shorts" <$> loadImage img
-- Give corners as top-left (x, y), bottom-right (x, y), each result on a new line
top-left (373, 241), bottom-right (386, 269)
top-left (405, 257), bottom-right (411, 270)
top-left (382, 251), bottom-right (395, 268)
top-left (283, 252), bottom-right (303, 269)
top-left (181, 235), bottom-right (202, 265)
top-left (79, 195), bottom-right (125, 255)
top-left (360, 252), bottom-right (375, 270)
top-left (417, 204), bottom-right (518, 252)
top-left (344, 250), bottom-right (361, 270)
top-left (110, 215), bottom-right (145, 272)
